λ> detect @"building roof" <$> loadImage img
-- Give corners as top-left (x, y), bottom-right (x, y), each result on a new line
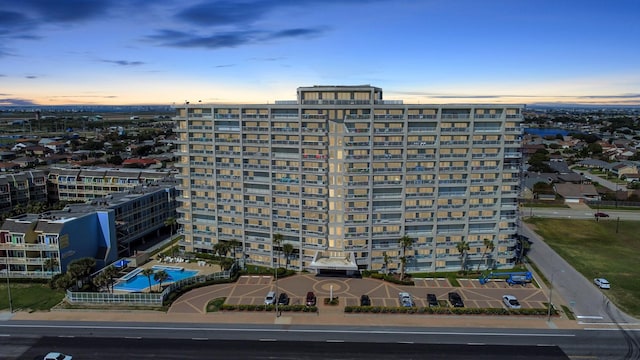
top-left (554, 183), bottom-right (599, 199)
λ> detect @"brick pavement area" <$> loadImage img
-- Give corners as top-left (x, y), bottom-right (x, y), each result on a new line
top-left (7, 274), bottom-right (587, 330)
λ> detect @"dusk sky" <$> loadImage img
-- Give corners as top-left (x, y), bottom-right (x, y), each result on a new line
top-left (1, 0), bottom-right (639, 106)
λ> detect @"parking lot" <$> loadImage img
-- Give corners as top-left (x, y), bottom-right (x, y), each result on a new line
top-left (169, 274), bottom-right (549, 314)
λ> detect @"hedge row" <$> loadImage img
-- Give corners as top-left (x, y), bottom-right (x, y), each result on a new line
top-left (363, 272), bottom-right (415, 286)
top-left (344, 306), bottom-right (555, 316)
top-left (220, 304), bottom-right (318, 312)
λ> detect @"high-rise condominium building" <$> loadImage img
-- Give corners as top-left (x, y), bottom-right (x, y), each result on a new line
top-left (174, 85), bottom-right (522, 275)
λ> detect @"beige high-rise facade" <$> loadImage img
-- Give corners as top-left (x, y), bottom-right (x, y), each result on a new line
top-left (174, 85), bottom-right (522, 274)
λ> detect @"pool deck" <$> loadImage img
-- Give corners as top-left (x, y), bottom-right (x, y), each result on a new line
top-left (113, 259), bottom-right (223, 293)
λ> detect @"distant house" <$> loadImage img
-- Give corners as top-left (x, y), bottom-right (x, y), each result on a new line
top-left (122, 158), bottom-right (159, 168)
top-left (611, 163), bottom-right (638, 179)
top-left (0, 162), bottom-right (20, 172)
top-left (554, 183), bottom-right (600, 204)
top-left (12, 156), bottom-right (37, 168)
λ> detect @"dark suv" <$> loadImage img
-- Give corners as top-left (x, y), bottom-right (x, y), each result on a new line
top-left (360, 294), bottom-right (371, 306)
top-left (278, 292), bottom-right (290, 305)
top-left (306, 291), bottom-right (317, 306)
top-left (448, 292), bottom-right (464, 307)
top-left (426, 293), bottom-right (438, 307)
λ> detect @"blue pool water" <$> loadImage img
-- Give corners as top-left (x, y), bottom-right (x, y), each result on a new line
top-left (113, 265), bottom-right (199, 292)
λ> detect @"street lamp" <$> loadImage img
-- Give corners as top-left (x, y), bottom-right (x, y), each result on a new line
top-left (5, 257), bottom-right (13, 313)
top-left (274, 252), bottom-right (280, 318)
top-left (547, 269), bottom-right (564, 321)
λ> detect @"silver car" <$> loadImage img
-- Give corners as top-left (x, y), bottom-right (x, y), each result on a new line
top-left (502, 295), bottom-right (521, 309)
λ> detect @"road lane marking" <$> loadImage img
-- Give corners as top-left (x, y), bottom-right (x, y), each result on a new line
top-left (576, 316), bottom-right (603, 319)
top-left (327, 340), bottom-right (344, 343)
top-left (467, 343), bottom-right (486, 345)
top-left (125, 336), bottom-right (142, 339)
top-left (259, 338), bottom-right (277, 341)
top-left (192, 338), bottom-right (208, 340)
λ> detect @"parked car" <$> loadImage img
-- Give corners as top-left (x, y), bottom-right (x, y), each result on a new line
top-left (502, 294), bottom-right (521, 309)
top-left (594, 278), bottom-right (611, 289)
top-left (448, 292), bottom-right (464, 307)
top-left (360, 294), bottom-right (371, 306)
top-left (44, 353), bottom-right (72, 360)
top-left (306, 291), bottom-right (317, 306)
top-left (594, 212), bottom-right (609, 218)
top-left (278, 292), bottom-right (290, 305)
top-left (398, 292), bottom-right (415, 307)
top-left (426, 293), bottom-right (438, 307)
top-left (264, 291), bottom-right (276, 305)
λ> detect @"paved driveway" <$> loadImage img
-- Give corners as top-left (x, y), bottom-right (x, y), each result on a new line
top-left (169, 274), bottom-right (547, 314)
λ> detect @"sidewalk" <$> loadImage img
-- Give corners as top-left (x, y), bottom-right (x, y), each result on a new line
top-left (6, 306), bottom-right (584, 330)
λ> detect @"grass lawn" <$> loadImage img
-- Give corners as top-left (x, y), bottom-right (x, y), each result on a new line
top-left (0, 283), bottom-right (65, 311)
top-left (526, 217), bottom-right (640, 318)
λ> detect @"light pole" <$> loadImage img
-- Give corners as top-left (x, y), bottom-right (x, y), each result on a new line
top-left (546, 273), bottom-right (554, 321)
top-left (274, 253), bottom-right (279, 318)
top-left (547, 269), bottom-right (564, 321)
top-left (5, 257), bottom-right (13, 313)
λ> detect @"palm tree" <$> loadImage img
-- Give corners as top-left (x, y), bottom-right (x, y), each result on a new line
top-left (456, 240), bottom-right (471, 273)
top-left (141, 268), bottom-right (155, 292)
top-left (213, 242), bottom-right (230, 259)
top-left (272, 233), bottom-right (283, 270)
top-left (102, 265), bottom-right (119, 293)
top-left (164, 216), bottom-right (177, 240)
top-left (477, 239), bottom-right (495, 271)
top-left (153, 269), bottom-right (169, 292)
top-left (43, 257), bottom-right (59, 274)
top-left (282, 243), bottom-right (294, 270)
top-left (228, 238), bottom-right (240, 260)
top-left (398, 235), bottom-right (414, 280)
top-left (383, 252), bottom-right (390, 274)
top-left (92, 272), bottom-right (109, 292)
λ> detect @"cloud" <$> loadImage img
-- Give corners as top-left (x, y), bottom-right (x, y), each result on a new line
top-left (25, 75), bottom-right (38, 79)
top-left (11, 0), bottom-right (113, 23)
top-left (101, 59), bottom-right (146, 66)
top-left (147, 27), bottom-right (324, 49)
top-left (0, 98), bottom-right (38, 106)
top-left (214, 64), bottom-right (236, 68)
top-left (175, 1), bottom-right (274, 27)
top-left (270, 28), bottom-right (323, 39)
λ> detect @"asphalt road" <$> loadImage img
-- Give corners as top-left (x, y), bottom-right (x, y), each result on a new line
top-left (7, 336), bottom-right (572, 360)
top-left (521, 207), bottom-right (640, 220)
top-left (0, 321), bottom-right (637, 359)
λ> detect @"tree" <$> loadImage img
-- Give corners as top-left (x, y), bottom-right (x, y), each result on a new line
top-left (213, 242), bottom-right (230, 259)
top-left (67, 257), bottom-right (96, 289)
top-left (164, 216), bottom-right (177, 240)
top-left (476, 239), bottom-right (495, 271)
top-left (153, 270), bottom-right (169, 292)
top-left (107, 155), bottom-right (123, 165)
top-left (141, 268), bottom-right (155, 293)
top-left (228, 238), bottom-right (241, 260)
top-left (383, 252), bottom-right (390, 274)
top-left (282, 243), bottom-right (294, 270)
top-left (92, 272), bottom-right (109, 292)
top-left (43, 257), bottom-right (59, 273)
top-left (272, 233), bottom-right (283, 269)
top-left (102, 265), bottom-right (119, 293)
top-left (456, 241), bottom-right (470, 273)
top-left (398, 235), bottom-right (414, 280)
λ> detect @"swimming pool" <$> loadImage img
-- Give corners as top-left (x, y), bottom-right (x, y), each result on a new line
top-left (113, 265), bottom-right (199, 292)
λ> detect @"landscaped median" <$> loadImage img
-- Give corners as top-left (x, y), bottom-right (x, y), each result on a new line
top-left (207, 297), bottom-right (318, 313)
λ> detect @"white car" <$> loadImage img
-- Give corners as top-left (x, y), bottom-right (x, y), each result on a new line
top-left (44, 352), bottom-right (72, 360)
top-left (594, 278), bottom-right (611, 289)
top-left (502, 295), bottom-right (521, 309)
top-left (398, 292), bottom-right (414, 307)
